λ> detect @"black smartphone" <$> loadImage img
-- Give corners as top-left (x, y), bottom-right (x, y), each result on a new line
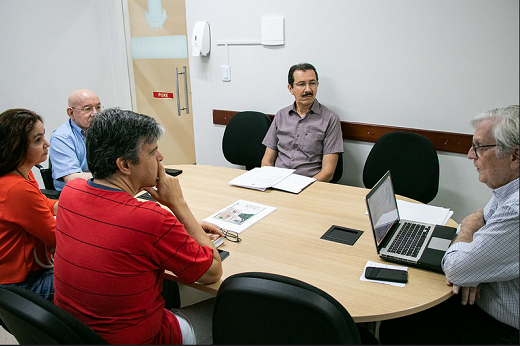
top-left (165, 168), bottom-right (182, 176)
top-left (218, 249), bottom-right (229, 261)
top-left (365, 266), bottom-right (408, 283)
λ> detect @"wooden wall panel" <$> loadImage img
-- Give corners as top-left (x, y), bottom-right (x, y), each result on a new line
top-left (213, 109), bottom-right (472, 154)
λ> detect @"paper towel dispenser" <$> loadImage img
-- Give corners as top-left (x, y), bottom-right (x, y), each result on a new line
top-left (192, 21), bottom-right (211, 56)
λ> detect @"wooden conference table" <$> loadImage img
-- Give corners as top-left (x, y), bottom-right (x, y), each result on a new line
top-left (152, 164), bottom-right (455, 323)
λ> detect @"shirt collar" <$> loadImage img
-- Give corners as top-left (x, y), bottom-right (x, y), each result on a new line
top-left (492, 177), bottom-right (519, 201)
top-left (290, 99), bottom-right (321, 117)
top-left (87, 178), bottom-right (123, 192)
top-left (69, 118), bottom-right (85, 138)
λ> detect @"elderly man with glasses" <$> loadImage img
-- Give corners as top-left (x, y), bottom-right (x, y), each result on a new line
top-left (49, 89), bottom-right (102, 191)
top-left (261, 63), bottom-right (344, 182)
top-left (380, 105), bottom-right (519, 345)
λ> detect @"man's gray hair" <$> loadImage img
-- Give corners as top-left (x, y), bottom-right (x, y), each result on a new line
top-left (471, 105), bottom-right (519, 158)
top-left (86, 108), bottom-right (163, 179)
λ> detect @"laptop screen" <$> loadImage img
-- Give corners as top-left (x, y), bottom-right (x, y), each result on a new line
top-left (366, 171), bottom-right (399, 247)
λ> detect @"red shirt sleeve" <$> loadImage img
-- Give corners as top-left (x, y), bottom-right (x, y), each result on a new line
top-left (148, 209), bottom-right (214, 284)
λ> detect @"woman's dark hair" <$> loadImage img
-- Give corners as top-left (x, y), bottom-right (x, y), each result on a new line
top-left (0, 108), bottom-right (43, 177)
top-left (288, 63), bottom-right (318, 87)
top-left (86, 108), bottom-right (163, 179)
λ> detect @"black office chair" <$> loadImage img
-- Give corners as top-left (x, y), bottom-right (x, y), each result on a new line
top-left (363, 131), bottom-right (439, 204)
top-left (222, 111), bottom-right (272, 170)
top-left (213, 272), bottom-right (376, 345)
top-left (35, 159), bottom-right (60, 199)
top-left (0, 285), bottom-right (107, 345)
top-left (330, 151), bottom-right (344, 183)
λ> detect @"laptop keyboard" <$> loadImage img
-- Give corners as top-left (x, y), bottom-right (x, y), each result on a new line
top-left (388, 222), bottom-right (430, 257)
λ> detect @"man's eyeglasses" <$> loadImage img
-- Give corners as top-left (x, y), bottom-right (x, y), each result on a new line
top-left (220, 228), bottom-right (241, 243)
top-left (471, 143), bottom-right (498, 157)
top-left (71, 105), bottom-right (104, 114)
top-left (293, 80), bottom-right (319, 89)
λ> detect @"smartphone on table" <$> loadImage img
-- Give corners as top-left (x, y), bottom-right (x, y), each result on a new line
top-left (165, 168), bottom-right (183, 176)
top-left (365, 266), bottom-right (408, 283)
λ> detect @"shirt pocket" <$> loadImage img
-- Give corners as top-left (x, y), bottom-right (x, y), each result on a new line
top-left (300, 133), bottom-right (325, 156)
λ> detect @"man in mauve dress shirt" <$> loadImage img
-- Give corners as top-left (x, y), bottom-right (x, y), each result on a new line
top-left (261, 63), bottom-right (344, 182)
top-left (380, 105), bottom-right (519, 345)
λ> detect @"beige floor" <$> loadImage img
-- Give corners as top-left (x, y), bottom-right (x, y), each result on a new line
top-left (0, 284), bottom-right (213, 345)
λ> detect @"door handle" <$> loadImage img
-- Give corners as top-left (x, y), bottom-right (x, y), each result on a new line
top-left (175, 66), bottom-right (190, 116)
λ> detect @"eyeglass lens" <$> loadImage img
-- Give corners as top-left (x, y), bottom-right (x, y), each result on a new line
top-left (472, 143), bottom-right (497, 157)
top-left (73, 105), bottom-right (103, 113)
top-left (294, 81), bottom-right (318, 88)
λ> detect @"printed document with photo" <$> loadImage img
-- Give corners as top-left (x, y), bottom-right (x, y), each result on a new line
top-left (203, 199), bottom-right (276, 234)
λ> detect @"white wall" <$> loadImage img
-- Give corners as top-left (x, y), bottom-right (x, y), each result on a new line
top-left (0, 0), bottom-right (132, 182)
top-left (0, 1), bottom-right (518, 224)
top-left (185, 0), bottom-right (519, 222)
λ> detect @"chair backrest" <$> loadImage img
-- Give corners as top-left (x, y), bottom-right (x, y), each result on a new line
top-left (0, 285), bottom-right (107, 345)
top-left (212, 272), bottom-right (362, 345)
top-left (36, 157), bottom-right (55, 190)
top-left (36, 159), bottom-right (60, 199)
top-left (362, 131), bottom-right (439, 204)
top-left (222, 111), bottom-right (272, 170)
top-left (330, 151), bottom-right (344, 183)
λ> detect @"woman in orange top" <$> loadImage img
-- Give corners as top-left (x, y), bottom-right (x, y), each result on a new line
top-left (0, 108), bottom-right (57, 302)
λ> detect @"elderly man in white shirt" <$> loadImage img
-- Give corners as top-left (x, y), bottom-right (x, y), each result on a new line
top-left (380, 105), bottom-right (519, 345)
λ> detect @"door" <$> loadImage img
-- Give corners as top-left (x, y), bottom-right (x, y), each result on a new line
top-left (125, 0), bottom-right (195, 164)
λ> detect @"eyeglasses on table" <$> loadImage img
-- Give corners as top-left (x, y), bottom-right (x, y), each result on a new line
top-left (219, 228), bottom-right (242, 243)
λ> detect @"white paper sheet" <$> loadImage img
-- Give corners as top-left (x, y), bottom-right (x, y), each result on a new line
top-left (229, 166), bottom-right (317, 194)
top-left (229, 166), bottom-right (295, 191)
top-left (396, 200), bottom-right (453, 225)
top-left (271, 173), bottom-right (316, 194)
top-left (365, 200), bottom-right (454, 226)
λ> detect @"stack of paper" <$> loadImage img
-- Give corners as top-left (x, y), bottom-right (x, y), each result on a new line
top-left (229, 166), bottom-right (316, 194)
top-left (203, 199), bottom-right (276, 234)
top-left (396, 200), bottom-right (453, 225)
top-left (364, 200), bottom-right (454, 226)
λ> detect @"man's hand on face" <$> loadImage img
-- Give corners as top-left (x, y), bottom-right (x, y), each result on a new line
top-left (142, 163), bottom-right (186, 210)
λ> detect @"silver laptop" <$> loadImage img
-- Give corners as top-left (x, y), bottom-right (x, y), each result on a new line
top-left (365, 171), bottom-right (456, 273)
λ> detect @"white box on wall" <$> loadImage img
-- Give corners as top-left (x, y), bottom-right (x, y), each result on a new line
top-left (261, 17), bottom-right (284, 46)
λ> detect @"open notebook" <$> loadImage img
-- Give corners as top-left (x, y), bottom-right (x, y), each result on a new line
top-left (229, 166), bottom-right (316, 194)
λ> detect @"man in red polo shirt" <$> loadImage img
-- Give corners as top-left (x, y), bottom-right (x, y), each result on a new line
top-left (54, 108), bottom-right (223, 344)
